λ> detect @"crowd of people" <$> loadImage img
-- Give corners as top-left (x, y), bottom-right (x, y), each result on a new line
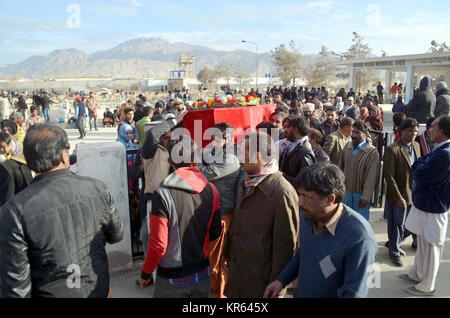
top-left (0, 76), bottom-right (449, 299)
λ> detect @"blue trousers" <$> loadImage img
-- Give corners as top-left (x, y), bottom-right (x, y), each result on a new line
top-left (88, 111), bottom-right (97, 129)
top-left (384, 202), bottom-right (414, 258)
top-left (344, 192), bottom-right (371, 220)
top-left (68, 118), bottom-right (77, 129)
top-left (43, 108), bottom-right (50, 121)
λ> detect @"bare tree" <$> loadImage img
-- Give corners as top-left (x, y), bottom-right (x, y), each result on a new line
top-left (302, 46), bottom-right (337, 88)
top-left (428, 40), bottom-right (449, 53)
top-left (197, 66), bottom-right (215, 88)
top-left (215, 62), bottom-right (233, 87)
top-left (337, 32), bottom-right (380, 92)
top-left (271, 40), bottom-right (302, 87)
top-left (233, 64), bottom-right (251, 90)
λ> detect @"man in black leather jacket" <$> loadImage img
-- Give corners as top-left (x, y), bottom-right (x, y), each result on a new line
top-left (279, 116), bottom-right (316, 186)
top-left (0, 124), bottom-right (124, 298)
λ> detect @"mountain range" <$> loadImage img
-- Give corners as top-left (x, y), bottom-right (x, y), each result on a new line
top-left (0, 38), bottom-right (278, 79)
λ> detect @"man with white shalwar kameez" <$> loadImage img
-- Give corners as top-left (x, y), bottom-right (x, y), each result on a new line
top-left (403, 116), bottom-right (450, 296)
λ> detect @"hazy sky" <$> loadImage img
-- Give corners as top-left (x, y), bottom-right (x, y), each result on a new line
top-left (1, 0), bottom-right (448, 65)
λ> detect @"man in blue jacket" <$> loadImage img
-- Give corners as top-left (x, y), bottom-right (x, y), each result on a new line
top-left (75, 96), bottom-right (87, 139)
top-left (263, 161), bottom-right (377, 298)
top-left (403, 115), bottom-right (450, 296)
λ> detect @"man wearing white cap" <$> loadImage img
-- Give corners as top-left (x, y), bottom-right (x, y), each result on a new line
top-left (302, 103), bottom-right (320, 129)
top-left (345, 97), bottom-right (360, 120)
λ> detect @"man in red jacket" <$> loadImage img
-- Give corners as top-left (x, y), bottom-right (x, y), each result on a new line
top-left (138, 136), bottom-right (222, 297)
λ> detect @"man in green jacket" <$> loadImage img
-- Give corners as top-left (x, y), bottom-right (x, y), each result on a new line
top-left (383, 118), bottom-right (421, 267)
top-left (323, 117), bottom-right (354, 166)
top-left (136, 106), bottom-right (154, 146)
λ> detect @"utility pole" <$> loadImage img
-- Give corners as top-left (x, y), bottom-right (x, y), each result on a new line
top-left (242, 40), bottom-right (258, 89)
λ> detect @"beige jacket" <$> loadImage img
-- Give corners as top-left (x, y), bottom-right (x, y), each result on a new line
top-left (143, 144), bottom-right (171, 194)
top-left (339, 140), bottom-right (380, 202)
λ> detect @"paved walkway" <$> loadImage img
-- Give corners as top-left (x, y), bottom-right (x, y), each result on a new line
top-left (66, 104), bottom-right (449, 298)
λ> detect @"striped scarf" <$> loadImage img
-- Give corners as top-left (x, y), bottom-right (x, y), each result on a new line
top-left (419, 133), bottom-right (433, 156)
top-left (243, 159), bottom-right (279, 195)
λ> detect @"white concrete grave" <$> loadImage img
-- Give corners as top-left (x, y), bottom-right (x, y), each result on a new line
top-left (74, 142), bottom-right (133, 272)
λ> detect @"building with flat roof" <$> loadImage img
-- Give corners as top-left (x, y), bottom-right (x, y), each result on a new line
top-left (337, 52), bottom-right (450, 103)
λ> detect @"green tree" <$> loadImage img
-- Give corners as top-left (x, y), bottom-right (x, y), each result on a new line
top-left (197, 66), bottom-right (215, 88)
top-left (271, 40), bottom-right (302, 87)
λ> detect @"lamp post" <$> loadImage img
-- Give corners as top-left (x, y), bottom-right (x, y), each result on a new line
top-left (242, 40), bottom-right (258, 89)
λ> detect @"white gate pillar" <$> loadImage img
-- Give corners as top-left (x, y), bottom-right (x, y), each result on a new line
top-left (405, 65), bottom-right (416, 104)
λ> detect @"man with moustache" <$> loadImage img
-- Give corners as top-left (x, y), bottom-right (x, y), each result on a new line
top-left (383, 119), bottom-right (421, 267)
top-left (263, 162), bottom-right (377, 298)
top-left (339, 121), bottom-right (380, 220)
top-left (279, 116), bottom-right (315, 186)
top-left (322, 117), bottom-right (354, 166)
top-left (402, 116), bottom-right (450, 296)
top-left (224, 131), bottom-right (299, 298)
top-left (317, 107), bottom-right (340, 139)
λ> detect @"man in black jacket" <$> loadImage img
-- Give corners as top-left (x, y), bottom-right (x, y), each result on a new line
top-left (407, 76), bottom-right (436, 123)
top-left (0, 153), bottom-right (32, 205)
top-left (17, 95), bottom-right (28, 120)
top-left (0, 123), bottom-right (124, 298)
top-left (41, 91), bottom-right (51, 122)
top-left (280, 116), bottom-right (316, 185)
top-left (435, 81), bottom-right (450, 118)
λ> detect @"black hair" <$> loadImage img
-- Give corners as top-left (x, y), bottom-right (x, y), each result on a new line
top-left (295, 161), bottom-right (346, 203)
top-left (30, 106), bottom-right (39, 113)
top-left (244, 130), bottom-right (276, 159)
top-left (286, 116), bottom-right (309, 137)
top-left (353, 120), bottom-right (369, 135)
top-left (166, 136), bottom-right (198, 169)
top-left (124, 107), bottom-right (134, 115)
top-left (23, 123), bottom-right (70, 173)
top-left (256, 121), bottom-right (277, 137)
top-left (256, 121), bottom-right (276, 130)
top-left (426, 117), bottom-right (435, 130)
top-left (212, 121), bottom-right (233, 140)
top-left (393, 112), bottom-right (407, 127)
top-left (155, 100), bottom-right (165, 108)
top-left (142, 106), bottom-right (153, 117)
top-left (1, 120), bottom-right (17, 135)
top-left (0, 131), bottom-right (11, 144)
top-left (270, 111), bottom-right (288, 120)
top-left (399, 118), bottom-right (419, 132)
top-left (436, 116), bottom-right (450, 138)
